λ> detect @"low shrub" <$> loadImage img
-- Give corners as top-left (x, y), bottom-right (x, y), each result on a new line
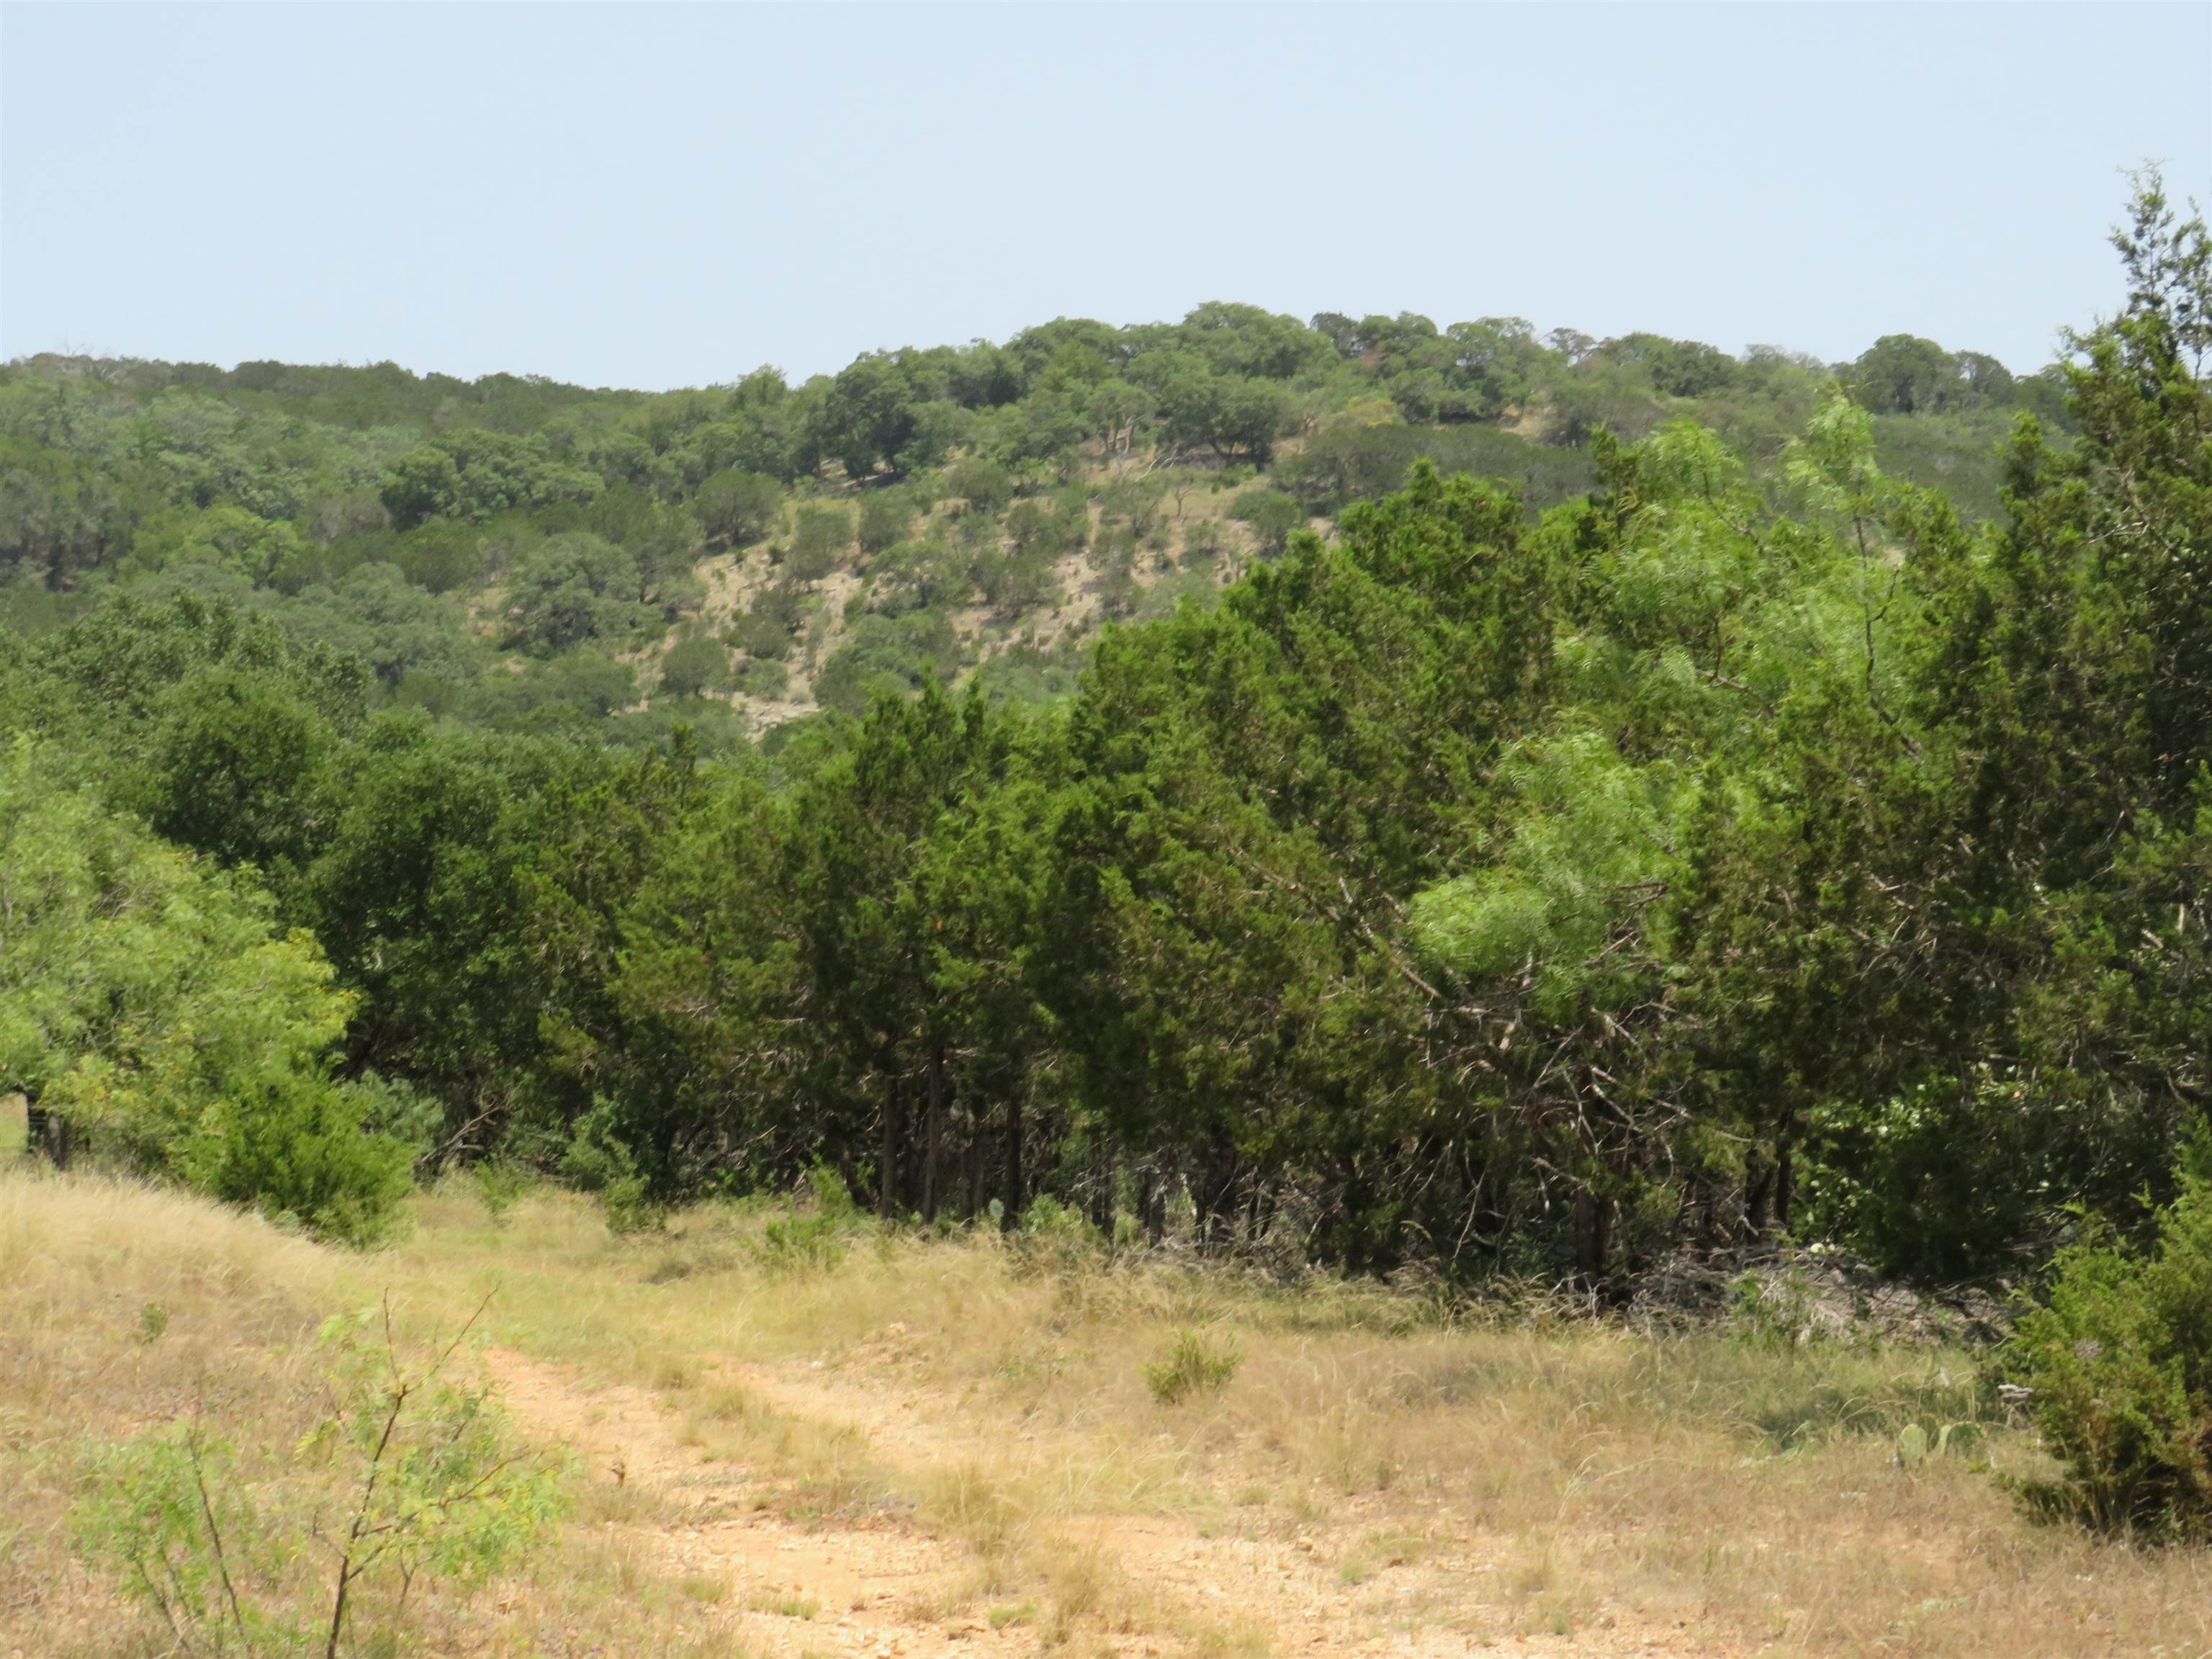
top-left (71, 1299), bottom-right (567, 1655)
top-left (1228, 486), bottom-right (1303, 558)
top-left (191, 1074), bottom-right (416, 1249)
top-left (2000, 1173), bottom-right (2212, 1537)
top-left (735, 656), bottom-right (790, 698)
top-left (945, 457), bottom-right (1015, 514)
top-left (470, 1156), bottom-right (535, 1226)
top-left (786, 503), bottom-right (853, 582)
top-left (754, 1164), bottom-right (862, 1271)
top-left (559, 1104), bottom-right (662, 1235)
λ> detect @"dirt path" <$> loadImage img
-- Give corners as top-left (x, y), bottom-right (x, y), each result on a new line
top-left (487, 1348), bottom-right (1735, 1659)
top-left (489, 1348), bottom-right (1033, 1658)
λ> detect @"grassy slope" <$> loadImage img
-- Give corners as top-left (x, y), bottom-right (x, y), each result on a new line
top-left (7, 1142), bottom-right (2204, 1658)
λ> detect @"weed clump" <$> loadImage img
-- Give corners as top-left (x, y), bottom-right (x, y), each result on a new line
top-left (1010, 1193), bottom-right (1104, 1272)
top-left (1142, 1328), bottom-right (1241, 1404)
top-left (470, 1156), bottom-right (534, 1226)
top-left (753, 1164), bottom-right (862, 1271)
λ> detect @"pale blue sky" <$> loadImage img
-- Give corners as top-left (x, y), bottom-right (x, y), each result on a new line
top-left (4, 2), bottom-right (2207, 389)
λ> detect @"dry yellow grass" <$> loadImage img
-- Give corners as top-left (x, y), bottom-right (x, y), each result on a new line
top-left (6, 1155), bottom-right (2211, 1657)
top-left (0, 1165), bottom-right (747, 1658)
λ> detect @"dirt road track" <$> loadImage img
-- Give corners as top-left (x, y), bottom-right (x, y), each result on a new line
top-left (488, 1349), bottom-right (1737, 1659)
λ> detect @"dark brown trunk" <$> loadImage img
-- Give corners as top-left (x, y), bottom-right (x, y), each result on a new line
top-left (923, 1043), bottom-right (944, 1224)
top-left (1573, 1189), bottom-right (1612, 1287)
top-left (879, 1069), bottom-right (901, 1221)
top-left (1745, 1156), bottom-right (1773, 1238)
top-left (1196, 1138), bottom-right (1238, 1251)
top-left (23, 1093), bottom-right (68, 1168)
top-left (1001, 1096), bottom-right (1022, 1230)
top-left (1775, 1118), bottom-right (1794, 1233)
top-left (1090, 1146), bottom-right (1114, 1233)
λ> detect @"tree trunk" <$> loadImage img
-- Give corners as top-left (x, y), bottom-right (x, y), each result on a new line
top-left (879, 1069), bottom-right (902, 1221)
top-left (1090, 1146), bottom-right (1115, 1233)
top-left (1196, 1136), bottom-right (1237, 1251)
top-left (1775, 1115), bottom-right (1794, 1234)
top-left (1001, 1096), bottom-right (1022, 1231)
top-left (22, 1092), bottom-right (68, 1169)
top-left (1745, 1156), bottom-right (1773, 1238)
top-left (923, 1043), bottom-right (944, 1224)
top-left (1573, 1189), bottom-right (1612, 1290)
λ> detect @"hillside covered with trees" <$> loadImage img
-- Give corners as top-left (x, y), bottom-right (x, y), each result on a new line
top-left (2, 267), bottom-right (2063, 751)
top-left (9, 166), bottom-right (2212, 1537)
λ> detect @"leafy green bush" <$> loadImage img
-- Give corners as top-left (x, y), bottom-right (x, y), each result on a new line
top-left (379, 428), bottom-right (601, 529)
top-left (858, 487), bottom-right (918, 554)
top-left (559, 1102), bottom-right (662, 1233)
top-left (693, 466), bottom-right (783, 546)
top-left (0, 742), bottom-right (414, 1246)
top-left (1005, 493), bottom-right (1090, 558)
top-left (753, 1164), bottom-right (862, 1270)
top-left (393, 518), bottom-right (487, 595)
top-left (500, 532), bottom-right (660, 655)
top-left (786, 503), bottom-right (852, 582)
top-left (470, 1156), bottom-right (536, 1226)
top-left (729, 588), bottom-right (801, 660)
top-left (1228, 485), bottom-right (1304, 559)
top-left (72, 1422), bottom-right (297, 1655)
top-left (122, 503), bottom-right (307, 586)
top-left (1181, 517), bottom-right (1229, 562)
top-left (971, 544), bottom-right (1060, 616)
top-left (192, 1074), bottom-right (417, 1249)
top-left (1724, 1266), bottom-right (1825, 1350)
top-left (1015, 1193), bottom-right (1100, 1258)
top-left (735, 656), bottom-right (790, 698)
top-left (1142, 1328), bottom-right (1242, 1404)
top-left (945, 457), bottom-right (1015, 513)
top-left (2000, 1174), bottom-right (2212, 1537)
top-left (812, 610), bottom-right (959, 715)
top-left (72, 1300), bottom-right (567, 1655)
top-left (659, 634), bottom-right (731, 699)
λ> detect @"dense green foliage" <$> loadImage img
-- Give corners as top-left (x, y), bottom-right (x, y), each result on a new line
top-left (2003, 1166), bottom-right (2212, 1537)
top-left (1, 271), bottom-right (2052, 760)
top-left (5, 175), bottom-right (2205, 1507)
top-left (0, 740), bottom-right (413, 1242)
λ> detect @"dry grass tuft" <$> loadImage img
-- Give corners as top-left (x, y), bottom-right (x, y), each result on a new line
top-left (0, 1166), bottom-right (341, 1655)
top-left (0, 1169), bottom-right (744, 1656)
